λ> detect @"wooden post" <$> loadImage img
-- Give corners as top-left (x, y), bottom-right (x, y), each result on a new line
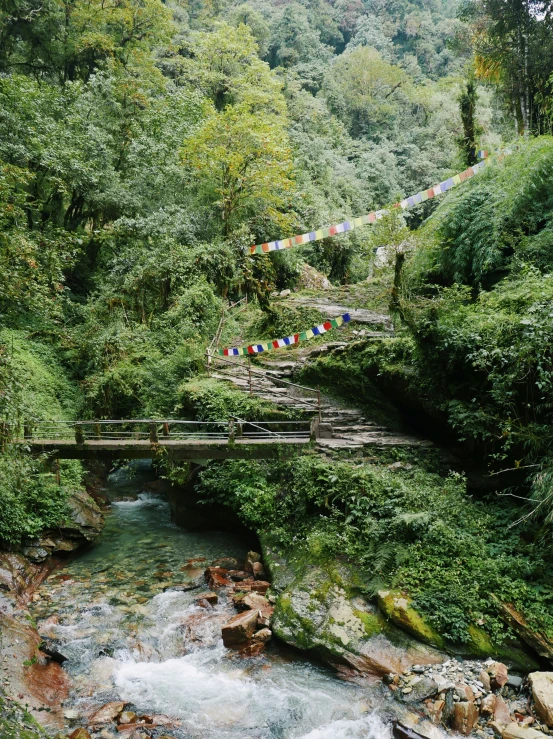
top-left (248, 356), bottom-right (252, 395)
top-left (310, 417), bottom-right (320, 441)
top-left (162, 422), bottom-right (169, 437)
top-left (149, 423), bottom-right (158, 444)
top-left (228, 418), bottom-right (235, 444)
top-left (94, 422), bottom-right (101, 439)
top-left (75, 423), bottom-right (85, 445)
top-left (24, 421), bottom-right (31, 440)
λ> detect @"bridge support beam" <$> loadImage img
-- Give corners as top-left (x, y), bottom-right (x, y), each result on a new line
top-left (24, 439), bottom-right (310, 461)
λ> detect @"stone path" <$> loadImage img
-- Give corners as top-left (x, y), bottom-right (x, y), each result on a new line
top-left (284, 295), bottom-right (393, 331)
top-left (211, 337), bottom-right (432, 457)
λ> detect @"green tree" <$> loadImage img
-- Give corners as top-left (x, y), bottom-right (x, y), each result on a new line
top-left (323, 46), bottom-right (410, 138)
top-left (465, 0), bottom-right (553, 134)
top-left (180, 24), bottom-right (296, 237)
top-left (458, 74), bottom-right (482, 165)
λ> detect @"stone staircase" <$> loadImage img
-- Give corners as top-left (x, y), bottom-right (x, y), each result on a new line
top-left (210, 349), bottom-right (432, 457)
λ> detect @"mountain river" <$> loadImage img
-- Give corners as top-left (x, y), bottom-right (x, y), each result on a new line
top-left (29, 462), bottom-right (417, 739)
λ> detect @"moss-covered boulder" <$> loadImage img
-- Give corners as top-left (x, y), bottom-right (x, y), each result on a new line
top-left (271, 565), bottom-right (444, 678)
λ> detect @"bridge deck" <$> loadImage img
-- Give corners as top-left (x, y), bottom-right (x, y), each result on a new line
top-left (23, 437), bottom-right (310, 460)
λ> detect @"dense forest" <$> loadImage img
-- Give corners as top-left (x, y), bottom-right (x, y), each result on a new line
top-left (4, 0), bottom-right (553, 733)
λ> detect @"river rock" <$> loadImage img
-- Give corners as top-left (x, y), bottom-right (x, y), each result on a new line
top-left (502, 723), bottom-right (549, 738)
top-left (194, 592), bottom-right (218, 605)
top-left (212, 557), bottom-right (240, 570)
top-left (455, 683), bottom-right (475, 702)
top-left (119, 711), bottom-right (138, 724)
top-left (89, 701), bottom-right (126, 723)
top-left (481, 694), bottom-right (496, 716)
top-left (452, 701), bottom-right (479, 735)
top-left (400, 676), bottom-right (439, 704)
top-left (494, 695), bottom-right (513, 726)
top-left (239, 641), bottom-right (267, 657)
top-left (228, 570), bottom-right (251, 581)
top-left (222, 609), bottom-right (259, 647)
top-left (252, 562), bottom-right (266, 580)
top-left (479, 669), bottom-right (492, 691)
top-left (204, 567), bottom-right (230, 588)
top-left (252, 628), bottom-right (272, 643)
top-left (529, 672), bottom-right (553, 727)
top-left (488, 661), bottom-right (509, 690)
top-left (242, 593), bottom-right (274, 621)
top-left (251, 580), bottom-right (270, 594)
top-left (69, 729), bottom-right (92, 739)
top-left (424, 697), bottom-right (445, 724)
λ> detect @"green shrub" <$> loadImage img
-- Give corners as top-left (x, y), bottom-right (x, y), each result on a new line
top-left (409, 137), bottom-right (553, 290)
top-left (177, 377), bottom-right (296, 421)
top-left (0, 448), bottom-right (77, 546)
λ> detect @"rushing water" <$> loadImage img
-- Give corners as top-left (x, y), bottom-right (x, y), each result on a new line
top-left (30, 463), bottom-right (397, 738)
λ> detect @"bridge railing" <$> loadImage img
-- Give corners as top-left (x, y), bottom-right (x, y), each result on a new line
top-left (9, 418), bottom-right (314, 444)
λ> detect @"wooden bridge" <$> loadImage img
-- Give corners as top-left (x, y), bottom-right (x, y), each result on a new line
top-left (6, 418), bottom-right (317, 460)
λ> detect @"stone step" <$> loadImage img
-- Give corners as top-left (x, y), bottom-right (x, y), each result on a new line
top-left (319, 433), bottom-right (432, 448)
top-left (332, 425), bottom-right (385, 433)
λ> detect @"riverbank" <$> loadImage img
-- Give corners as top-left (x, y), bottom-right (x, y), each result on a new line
top-left (0, 486), bottom-right (105, 732)
top-left (17, 462), bottom-right (422, 739)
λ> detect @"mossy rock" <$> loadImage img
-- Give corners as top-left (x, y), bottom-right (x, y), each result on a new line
top-left (271, 565), bottom-right (444, 677)
top-left (459, 625), bottom-right (539, 672)
top-left (377, 589), bottom-right (446, 649)
top-left (376, 590), bottom-right (539, 671)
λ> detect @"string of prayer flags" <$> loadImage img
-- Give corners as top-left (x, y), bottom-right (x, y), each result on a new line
top-left (216, 314), bottom-right (351, 356)
top-left (249, 157), bottom-right (495, 255)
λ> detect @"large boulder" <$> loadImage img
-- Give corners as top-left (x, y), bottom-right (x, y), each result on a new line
top-left (529, 672), bottom-right (553, 727)
top-left (295, 263), bottom-right (332, 291)
top-left (21, 490), bottom-right (104, 563)
top-left (271, 567), bottom-right (443, 678)
top-left (0, 611), bottom-right (70, 729)
top-left (60, 489), bottom-right (105, 541)
top-left (88, 701), bottom-right (126, 724)
top-left (377, 590), bottom-right (538, 671)
top-left (0, 553), bottom-right (40, 597)
top-left (493, 597), bottom-right (553, 663)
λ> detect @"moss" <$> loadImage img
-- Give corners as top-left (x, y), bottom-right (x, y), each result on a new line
top-left (377, 589), bottom-right (446, 649)
top-left (273, 593), bottom-right (318, 651)
top-left (0, 691), bottom-right (46, 739)
top-left (354, 609), bottom-right (386, 637)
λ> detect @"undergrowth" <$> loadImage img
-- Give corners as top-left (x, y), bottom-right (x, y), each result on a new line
top-left (197, 453), bottom-right (553, 645)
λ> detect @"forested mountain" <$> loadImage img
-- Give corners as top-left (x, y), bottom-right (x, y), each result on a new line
top-left (4, 1), bottom-right (553, 723)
